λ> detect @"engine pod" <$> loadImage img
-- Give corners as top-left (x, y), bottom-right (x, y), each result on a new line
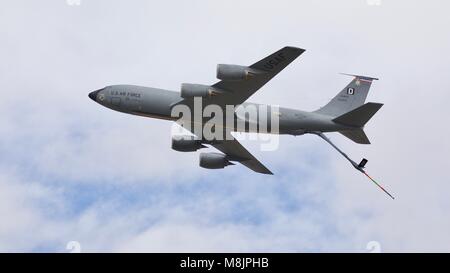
top-left (216, 64), bottom-right (262, 81)
top-left (172, 135), bottom-right (206, 152)
top-left (199, 152), bottom-right (234, 169)
top-left (180, 83), bottom-right (220, 98)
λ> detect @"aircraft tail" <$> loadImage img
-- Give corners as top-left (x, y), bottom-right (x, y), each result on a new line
top-left (315, 73), bottom-right (378, 117)
top-left (339, 129), bottom-right (371, 144)
top-left (333, 102), bottom-right (383, 144)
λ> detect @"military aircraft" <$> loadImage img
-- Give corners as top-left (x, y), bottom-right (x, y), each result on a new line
top-left (89, 46), bottom-right (394, 199)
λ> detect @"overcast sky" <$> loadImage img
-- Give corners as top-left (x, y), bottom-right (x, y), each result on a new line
top-left (1, 0), bottom-right (450, 252)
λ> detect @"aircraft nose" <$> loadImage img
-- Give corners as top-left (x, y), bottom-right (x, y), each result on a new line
top-left (89, 88), bottom-right (103, 101)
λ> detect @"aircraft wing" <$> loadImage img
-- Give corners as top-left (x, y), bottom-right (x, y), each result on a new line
top-left (209, 46), bottom-right (305, 106)
top-left (210, 132), bottom-right (273, 175)
top-left (173, 46), bottom-right (305, 108)
top-left (174, 47), bottom-right (305, 174)
top-left (177, 121), bottom-right (273, 175)
top-left (200, 47), bottom-right (304, 174)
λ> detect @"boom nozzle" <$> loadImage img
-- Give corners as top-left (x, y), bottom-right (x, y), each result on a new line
top-left (358, 158), bottom-right (368, 169)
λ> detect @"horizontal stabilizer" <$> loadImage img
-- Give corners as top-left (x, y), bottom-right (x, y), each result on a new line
top-left (339, 129), bottom-right (371, 144)
top-left (340, 73), bottom-right (379, 81)
top-left (332, 102), bottom-right (383, 127)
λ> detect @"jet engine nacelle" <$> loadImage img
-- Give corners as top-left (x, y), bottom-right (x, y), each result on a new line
top-left (171, 136), bottom-right (205, 152)
top-left (180, 83), bottom-right (218, 98)
top-left (216, 64), bottom-right (258, 81)
top-left (199, 152), bottom-right (234, 169)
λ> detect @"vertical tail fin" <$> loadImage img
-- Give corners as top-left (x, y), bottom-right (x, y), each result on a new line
top-left (315, 74), bottom-right (378, 117)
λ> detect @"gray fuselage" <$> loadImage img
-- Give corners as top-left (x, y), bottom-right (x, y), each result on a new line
top-left (89, 85), bottom-right (353, 136)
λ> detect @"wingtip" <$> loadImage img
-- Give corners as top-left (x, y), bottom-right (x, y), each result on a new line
top-left (257, 169), bottom-right (274, 175)
top-left (285, 46), bottom-right (306, 53)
